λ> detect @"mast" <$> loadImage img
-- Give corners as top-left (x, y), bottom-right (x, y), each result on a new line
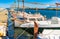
top-left (14, 0), bottom-right (16, 9)
top-left (22, 0), bottom-right (25, 22)
top-left (22, 0), bottom-right (24, 12)
top-left (17, 0), bottom-right (20, 13)
top-left (56, 3), bottom-right (60, 17)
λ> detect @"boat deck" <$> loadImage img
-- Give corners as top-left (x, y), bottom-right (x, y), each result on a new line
top-left (15, 24), bottom-right (60, 28)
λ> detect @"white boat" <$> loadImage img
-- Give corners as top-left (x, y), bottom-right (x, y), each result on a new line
top-left (14, 11), bottom-right (45, 27)
top-left (15, 17), bottom-right (60, 28)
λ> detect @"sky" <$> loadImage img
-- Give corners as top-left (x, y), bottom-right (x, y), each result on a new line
top-left (0, 0), bottom-right (60, 8)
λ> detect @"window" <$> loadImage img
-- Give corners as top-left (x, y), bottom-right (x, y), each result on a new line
top-left (37, 18), bottom-right (42, 21)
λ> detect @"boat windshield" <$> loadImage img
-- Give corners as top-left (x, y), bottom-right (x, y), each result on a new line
top-left (19, 18), bottom-right (25, 20)
top-left (29, 18), bottom-right (36, 21)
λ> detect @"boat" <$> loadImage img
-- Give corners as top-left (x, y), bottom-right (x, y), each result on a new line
top-left (14, 16), bottom-right (60, 39)
top-left (14, 17), bottom-right (60, 28)
top-left (14, 11), bottom-right (45, 27)
top-left (37, 29), bottom-right (60, 39)
top-left (9, 9), bottom-right (45, 27)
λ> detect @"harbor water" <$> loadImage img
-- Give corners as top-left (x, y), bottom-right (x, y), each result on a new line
top-left (24, 9), bottom-right (60, 19)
